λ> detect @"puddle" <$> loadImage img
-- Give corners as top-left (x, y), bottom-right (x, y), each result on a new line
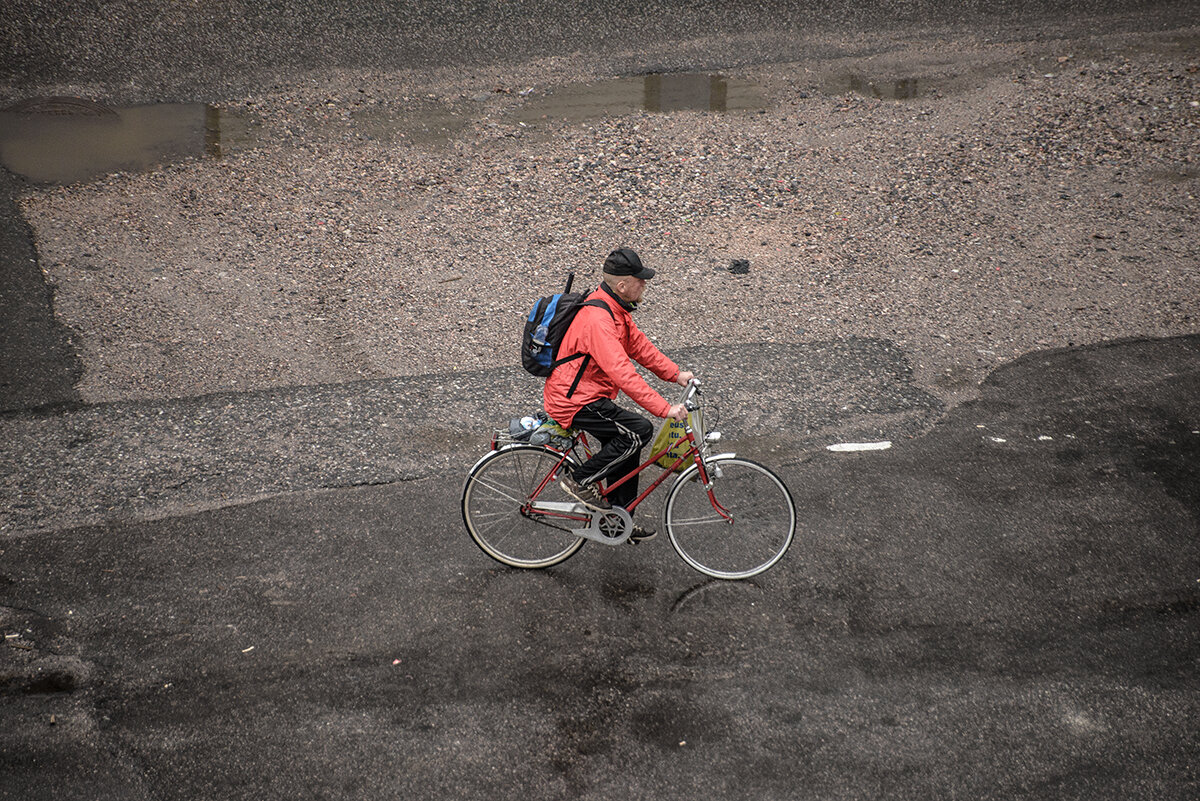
top-left (340, 105), bottom-right (469, 146)
top-left (516, 72), bottom-right (766, 124)
top-left (842, 75), bottom-right (922, 100)
top-left (0, 77), bottom-right (763, 181)
top-left (0, 98), bottom-right (251, 184)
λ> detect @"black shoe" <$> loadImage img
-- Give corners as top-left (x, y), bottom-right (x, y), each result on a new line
top-left (629, 524), bottom-right (657, 544)
top-left (560, 475), bottom-right (611, 511)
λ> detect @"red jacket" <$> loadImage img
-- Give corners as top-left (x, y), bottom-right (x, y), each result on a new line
top-left (544, 284), bottom-right (680, 426)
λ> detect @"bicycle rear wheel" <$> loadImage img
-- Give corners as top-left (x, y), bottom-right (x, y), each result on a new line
top-left (664, 456), bottom-right (795, 580)
top-left (462, 445), bottom-right (586, 569)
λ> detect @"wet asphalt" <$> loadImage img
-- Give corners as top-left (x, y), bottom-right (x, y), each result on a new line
top-left (2, 334), bottom-right (1197, 799)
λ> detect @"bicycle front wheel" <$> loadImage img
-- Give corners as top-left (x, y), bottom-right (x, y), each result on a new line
top-left (462, 445), bottom-right (586, 569)
top-left (665, 456), bottom-right (796, 580)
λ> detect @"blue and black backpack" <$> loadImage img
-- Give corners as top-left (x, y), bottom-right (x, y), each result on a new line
top-left (521, 272), bottom-right (613, 379)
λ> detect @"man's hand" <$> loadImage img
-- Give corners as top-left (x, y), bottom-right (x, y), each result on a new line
top-left (676, 370), bottom-right (695, 386)
top-left (666, 404), bottom-right (688, 421)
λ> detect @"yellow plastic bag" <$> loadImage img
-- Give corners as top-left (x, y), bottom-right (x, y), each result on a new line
top-left (651, 413), bottom-right (698, 471)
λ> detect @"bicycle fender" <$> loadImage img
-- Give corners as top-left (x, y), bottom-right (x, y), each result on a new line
top-left (674, 452), bottom-right (738, 483)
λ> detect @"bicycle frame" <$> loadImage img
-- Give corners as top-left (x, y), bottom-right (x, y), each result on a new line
top-left (523, 380), bottom-right (734, 526)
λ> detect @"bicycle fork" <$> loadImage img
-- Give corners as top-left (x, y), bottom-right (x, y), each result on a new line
top-left (696, 459), bottom-right (735, 524)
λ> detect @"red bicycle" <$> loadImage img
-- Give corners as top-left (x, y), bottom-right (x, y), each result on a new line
top-left (461, 379), bottom-right (795, 580)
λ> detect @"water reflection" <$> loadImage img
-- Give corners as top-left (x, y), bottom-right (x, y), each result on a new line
top-left (643, 73), bottom-right (729, 112)
top-left (847, 75), bottom-right (920, 100)
top-left (670, 577), bottom-right (764, 614)
top-left (0, 73), bottom-right (766, 184)
top-left (517, 72), bottom-right (764, 124)
top-left (0, 100), bottom-right (248, 184)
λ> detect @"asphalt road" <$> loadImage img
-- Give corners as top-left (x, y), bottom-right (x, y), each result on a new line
top-left (2, 334), bottom-right (1197, 800)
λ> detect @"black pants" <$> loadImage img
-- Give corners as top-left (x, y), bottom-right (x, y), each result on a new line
top-left (571, 398), bottom-right (654, 509)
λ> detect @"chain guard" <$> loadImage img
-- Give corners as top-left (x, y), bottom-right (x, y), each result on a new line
top-left (571, 506), bottom-right (632, 546)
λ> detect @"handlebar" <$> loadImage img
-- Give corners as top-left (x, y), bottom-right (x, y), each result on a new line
top-left (678, 377), bottom-right (701, 411)
top-left (674, 377), bottom-right (718, 445)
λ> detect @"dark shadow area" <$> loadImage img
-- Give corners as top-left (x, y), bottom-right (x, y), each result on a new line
top-left (0, 169), bottom-right (82, 411)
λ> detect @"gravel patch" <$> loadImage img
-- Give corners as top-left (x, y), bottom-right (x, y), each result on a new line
top-left (0, 339), bottom-right (942, 533)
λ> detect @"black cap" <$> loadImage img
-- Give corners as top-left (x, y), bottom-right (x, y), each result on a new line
top-left (602, 247), bottom-right (656, 280)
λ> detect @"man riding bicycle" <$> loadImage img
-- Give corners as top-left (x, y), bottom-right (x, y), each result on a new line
top-left (545, 247), bottom-right (694, 543)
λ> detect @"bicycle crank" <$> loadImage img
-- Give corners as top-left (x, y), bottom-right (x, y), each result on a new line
top-left (570, 505), bottom-right (632, 546)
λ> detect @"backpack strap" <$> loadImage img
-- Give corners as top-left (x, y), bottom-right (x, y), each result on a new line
top-left (565, 354), bottom-right (592, 398)
top-left (556, 300), bottom-right (613, 398)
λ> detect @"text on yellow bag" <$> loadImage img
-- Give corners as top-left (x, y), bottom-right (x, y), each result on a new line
top-left (651, 411), bottom-right (701, 472)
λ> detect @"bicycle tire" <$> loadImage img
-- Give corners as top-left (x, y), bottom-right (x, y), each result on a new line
top-left (462, 445), bottom-right (587, 569)
top-left (664, 456), bottom-right (795, 580)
